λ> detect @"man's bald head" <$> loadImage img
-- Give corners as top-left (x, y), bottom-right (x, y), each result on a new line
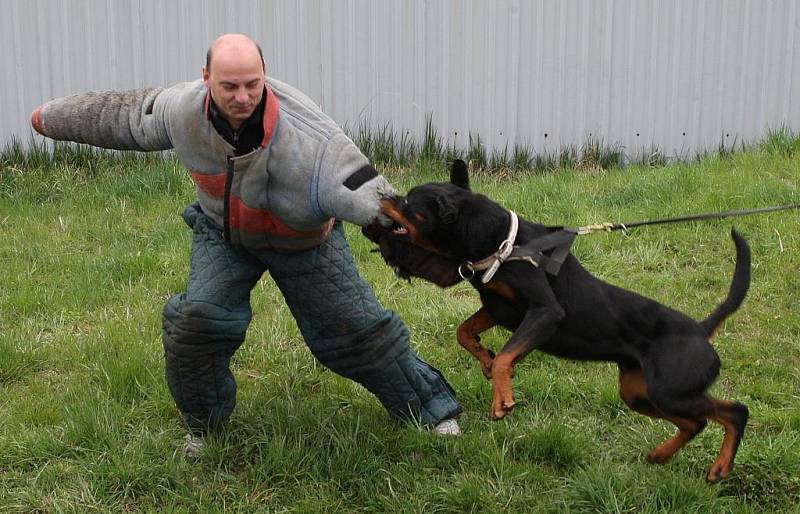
top-left (205, 34), bottom-right (265, 73)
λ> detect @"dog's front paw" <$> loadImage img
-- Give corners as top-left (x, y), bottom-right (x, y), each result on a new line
top-left (645, 449), bottom-right (673, 464)
top-left (706, 459), bottom-right (733, 483)
top-left (490, 388), bottom-right (516, 420)
top-left (490, 399), bottom-right (516, 420)
top-left (489, 361), bottom-right (516, 419)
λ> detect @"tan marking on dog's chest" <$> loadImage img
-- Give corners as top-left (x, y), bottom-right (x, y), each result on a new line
top-left (484, 281), bottom-right (516, 300)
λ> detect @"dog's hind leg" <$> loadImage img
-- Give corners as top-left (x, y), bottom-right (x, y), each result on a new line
top-left (618, 367), bottom-right (708, 464)
top-left (705, 398), bottom-right (749, 483)
top-left (653, 393), bottom-right (748, 482)
top-left (643, 376), bottom-right (749, 482)
top-left (646, 416), bottom-right (708, 464)
top-left (456, 307), bottom-right (498, 379)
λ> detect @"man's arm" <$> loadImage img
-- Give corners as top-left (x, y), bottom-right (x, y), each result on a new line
top-left (316, 133), bottom-right (397, 226)
top-left (31, 85), bottom-right (182, 151)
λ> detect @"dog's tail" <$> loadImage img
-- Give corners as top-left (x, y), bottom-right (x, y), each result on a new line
top-left (701, 229), bottom-right (751, 339)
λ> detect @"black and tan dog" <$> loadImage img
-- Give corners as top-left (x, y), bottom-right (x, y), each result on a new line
top-left (363, 160), bottom-right (751, 482)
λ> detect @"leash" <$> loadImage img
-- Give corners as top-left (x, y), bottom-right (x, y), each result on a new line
top-left (564, 203), bottom-right (800, 235)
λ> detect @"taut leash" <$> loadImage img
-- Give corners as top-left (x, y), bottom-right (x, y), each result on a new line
top-left (562, 203), bottom-right (800, 235)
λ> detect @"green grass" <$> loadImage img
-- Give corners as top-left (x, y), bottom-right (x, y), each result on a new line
top-left (1, 135), bottom-right (799, 512)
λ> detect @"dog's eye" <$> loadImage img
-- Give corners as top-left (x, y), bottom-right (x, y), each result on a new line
top-left (414, 213), bottom-right (426, 221)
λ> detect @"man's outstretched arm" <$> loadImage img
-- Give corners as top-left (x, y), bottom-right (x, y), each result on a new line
top-left (31, 85), bottom-right (182, 151)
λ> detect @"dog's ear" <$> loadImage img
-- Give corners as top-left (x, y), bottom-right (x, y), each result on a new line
top-left (435, 194), bottom-right (459, 225)
top-left (450, 159), bottom-right (470, 190)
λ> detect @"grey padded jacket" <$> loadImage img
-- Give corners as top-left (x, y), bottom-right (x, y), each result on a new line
top-left (31, 78), bottom-right (395, 251)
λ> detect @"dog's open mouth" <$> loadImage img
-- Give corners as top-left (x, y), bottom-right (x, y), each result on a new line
top-left (362, 203), bottom-right (463, 287)
top-left (379, 197), bottom-right (414, 239)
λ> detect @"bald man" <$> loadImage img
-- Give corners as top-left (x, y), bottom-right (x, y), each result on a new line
top-left (31, 34), bottom-right (461, 456)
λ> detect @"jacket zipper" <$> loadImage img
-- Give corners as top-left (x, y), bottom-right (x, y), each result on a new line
top-left (223, 155), bottom-right (234, 241)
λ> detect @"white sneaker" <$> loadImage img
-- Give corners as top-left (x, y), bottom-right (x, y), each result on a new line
top-left (183, 433), bottom-right (205, 459)
top-left (434, 418), bottom-right (461, 436)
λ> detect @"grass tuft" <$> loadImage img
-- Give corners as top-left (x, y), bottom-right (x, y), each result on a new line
top-left (467, 132), bottom-right (488, 171)
top-left (761, 125), bottom-right (800, 158)
top-left (580, 135), bottom-right (624, 171)
top-left (418, 114), bottom-right (445, 165)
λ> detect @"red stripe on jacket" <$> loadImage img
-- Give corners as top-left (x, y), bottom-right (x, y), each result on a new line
top-left (261, 86), bottom-right (279, 147)
top-left (229, 197), bottom-right (333, 238)
top-left (190, 172), bottom-right (227, 197)
top-left (190, 172), bottom-right (331, 238)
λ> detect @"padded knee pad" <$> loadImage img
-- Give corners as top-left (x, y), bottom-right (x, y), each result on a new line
top-left (162, 294), bottom-right (252, 433)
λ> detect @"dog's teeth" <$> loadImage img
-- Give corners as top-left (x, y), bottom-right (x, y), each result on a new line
top-left (393, 227), bottom-right (408, 235)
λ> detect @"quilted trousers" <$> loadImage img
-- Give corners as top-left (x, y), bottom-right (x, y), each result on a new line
top-left (162, 203), bottom-right (461, 434)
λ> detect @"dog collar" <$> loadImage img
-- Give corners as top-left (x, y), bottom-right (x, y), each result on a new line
top-left (462, 210), bottom-right (519, 283)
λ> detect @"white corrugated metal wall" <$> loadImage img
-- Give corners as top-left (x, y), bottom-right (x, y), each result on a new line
top-left (1, 0), bottom-right (798, 159)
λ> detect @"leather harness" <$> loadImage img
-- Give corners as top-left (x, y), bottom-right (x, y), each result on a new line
top-left (462, 211), bottom-right (577, 282)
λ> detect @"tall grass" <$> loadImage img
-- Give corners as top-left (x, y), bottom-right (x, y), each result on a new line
top-left (1, 131), bottom-right (799, 512)
top-left (347, 117), bottom-right (797, 177)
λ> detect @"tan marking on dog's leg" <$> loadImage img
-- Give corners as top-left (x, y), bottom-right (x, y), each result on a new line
top-left (646, 418), bottom-right (705, 464)
top-left (618, 367), bottom-right (649, 407)
top-left (456, 307), bottom-right (497, 379)
top-left (706, 399), bottom-right (748, 483)
top-left (490, 353), bottom-right (518, 420)
top-left (618, 368), bottom-right (706, 464)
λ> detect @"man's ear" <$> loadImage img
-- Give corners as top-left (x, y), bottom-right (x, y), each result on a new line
top-left (450, 159), bottom-right (470, 190)
top-left (436, 194), bottom-right (458, 225)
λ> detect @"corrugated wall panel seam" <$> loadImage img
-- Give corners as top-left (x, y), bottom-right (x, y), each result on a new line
top-left (781, 1), bottom-right (796, 124)
top-left (792, 4), bottom-right (800, 124)
top-left (11, 0), bottom-right (24, 134)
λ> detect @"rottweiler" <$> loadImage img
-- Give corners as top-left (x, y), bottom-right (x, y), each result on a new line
top-left (363, 159), bottom-right (751, 482)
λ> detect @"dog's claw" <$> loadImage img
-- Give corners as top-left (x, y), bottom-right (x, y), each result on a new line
top-left (646, 451), bottom-right (672, 464)
top-left (490, 405), bottom-right (514, 420)
top-left (490, 399), bottom-right (516, 420)
top-left (706, 460), bottom-right (732, 483)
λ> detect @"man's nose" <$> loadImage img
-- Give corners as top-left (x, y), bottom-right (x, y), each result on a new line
top-left (235, 88), bottom-right (249, 103)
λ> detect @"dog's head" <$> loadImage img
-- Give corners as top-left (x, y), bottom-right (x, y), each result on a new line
top-left (362, 159), bottom-right (507, 286)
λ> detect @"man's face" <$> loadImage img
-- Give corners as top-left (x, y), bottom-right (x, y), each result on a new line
top-left (203, 46), bottom-right (265, 129)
